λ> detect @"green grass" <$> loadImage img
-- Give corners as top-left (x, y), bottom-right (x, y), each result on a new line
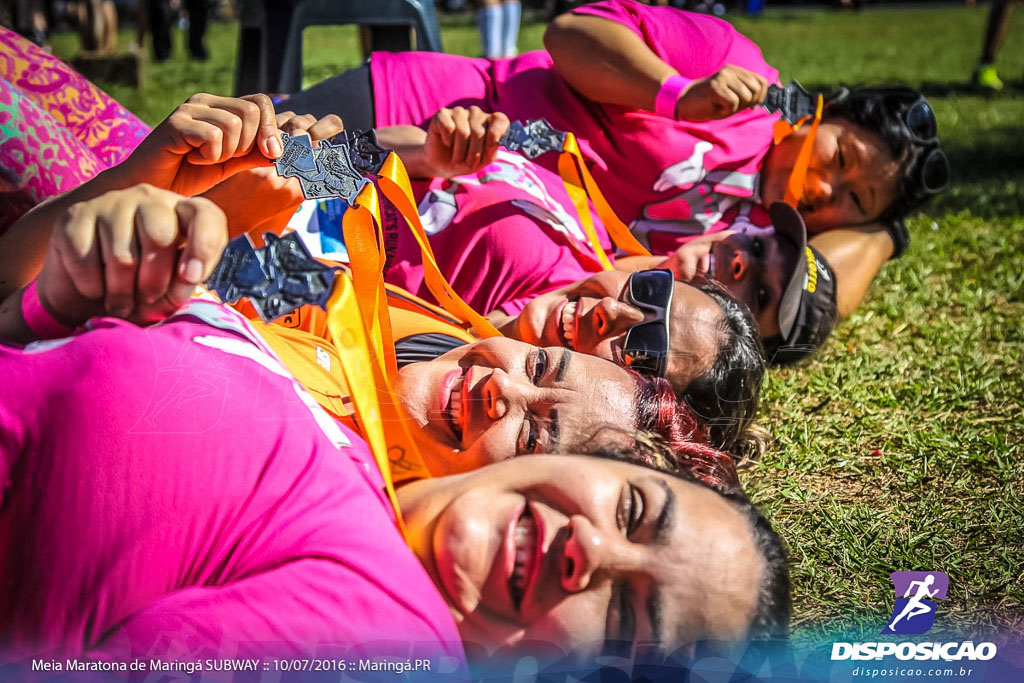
top-left (49, 5), bottom-right (1024, 644)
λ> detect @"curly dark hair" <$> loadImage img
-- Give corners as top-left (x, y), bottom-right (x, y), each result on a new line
top-left (824, 85), bottom-right (950, 227)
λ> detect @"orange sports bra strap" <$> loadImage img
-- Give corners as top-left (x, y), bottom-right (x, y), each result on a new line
top-left (374, 152), bottom-right (503, 339)
top-left (559, 133), bottom-right (652, 264)
top-left (325, 274), bottom-right (412, 537)
top-left (782, 95), bottom-right (824, 208)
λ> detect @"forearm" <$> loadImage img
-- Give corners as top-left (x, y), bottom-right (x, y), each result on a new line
top-left (199, 172), bottom-right (300, 238)
top-left (809, 227), bottom-right (894, 318)
top-left (0, 165), bottom-right (131, 300)
top-left (614, 255), bottom-right (666, 272)
top-left (544, 14), bottom-right (675, 111)
top-left (375, 125), bottom-right (433, 178)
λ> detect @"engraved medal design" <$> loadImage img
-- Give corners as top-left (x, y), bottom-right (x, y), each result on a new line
top-left (763, 80), bottom-right (820, 124)
top-left (499, 119), bottom-right (568, 159)
top-left (274, 132), bottom-right (370, 203)
top-left (206, 232), bottom-right (340, 322)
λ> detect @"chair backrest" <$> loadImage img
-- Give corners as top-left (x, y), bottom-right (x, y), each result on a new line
top-left (276, 0), bottom-right (444, 93)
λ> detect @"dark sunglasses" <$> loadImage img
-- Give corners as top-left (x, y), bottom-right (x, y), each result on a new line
top-left (622, 269), bottom-right (675, 378)
top-left (903, 97), bottom-right (939, 146)
top-left (902, 97), bottom-right (949, 195)
top-left (917, 146), bottom-right (950, 194)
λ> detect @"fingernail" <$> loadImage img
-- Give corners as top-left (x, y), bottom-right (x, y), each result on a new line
top-left (268, 135), bottom-right (283, 157)
top-left (181, 258), bottom-right (204, 284)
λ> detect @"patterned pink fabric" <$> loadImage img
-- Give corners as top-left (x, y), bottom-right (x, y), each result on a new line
top-left (0, 26), bottom-right (150, 168)
top-left (0, 78), bottom-right (100, 231)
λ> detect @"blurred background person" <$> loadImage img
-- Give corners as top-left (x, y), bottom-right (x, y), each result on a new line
top-left (972, 0), bottom-right (1015, 90)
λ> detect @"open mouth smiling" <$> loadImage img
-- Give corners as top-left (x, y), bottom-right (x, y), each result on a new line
top-left (557, 297), bottom-right (580, 349)
top-left (509, 505), bottom-right (539, 613)
top-left (444, 367), bottom-right (470, 444)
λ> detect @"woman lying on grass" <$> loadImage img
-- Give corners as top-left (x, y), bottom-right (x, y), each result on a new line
top-left (0, 183), bottom-right (790, 669)
top-left (0, 90), bottom-right (772, 457)
top-left (283, 0), bottom-right (948, 319)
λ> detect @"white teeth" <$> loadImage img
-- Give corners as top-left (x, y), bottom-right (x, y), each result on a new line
top-left (560, 301), bottom-right (577, 345)
top-left (450, 388), bottom-right (461, 424)
top-left (447, 375), bottom-right (465, 437)
top-left (511, 510), bottom-right (536, 608)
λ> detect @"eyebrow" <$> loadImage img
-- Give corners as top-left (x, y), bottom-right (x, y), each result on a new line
top-left (647, 587), bottom-right (666, 656)
top-left (556, 349), bottom-right (572, 382)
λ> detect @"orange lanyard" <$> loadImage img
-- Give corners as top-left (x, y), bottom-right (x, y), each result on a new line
top-left (373, 152), bottom-right (503, 339)
top-left (773, 95), bottom-right (824, 208)
top-left (556, 133), bottom-right (652, 270)
top-left (335, 183), bottom-right (432, 506)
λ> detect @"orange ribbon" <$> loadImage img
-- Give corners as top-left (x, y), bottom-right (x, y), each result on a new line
top-left (324, 272), bottom-right (413, 537)
top-left (373, 152), bottom-right (502, 339)
top-left (557, 132), bottom-right (652, 270)
top-left (335, 183), bottom-right (432, 495)
top-left (776, 95), bottom-right (824, 209)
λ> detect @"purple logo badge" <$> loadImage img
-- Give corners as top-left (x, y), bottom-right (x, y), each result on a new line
top-left (882, 571), bottom-right (949, 635)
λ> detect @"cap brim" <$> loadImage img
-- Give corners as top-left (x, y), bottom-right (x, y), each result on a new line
top-left (769, 202), bottom-right (809, 339)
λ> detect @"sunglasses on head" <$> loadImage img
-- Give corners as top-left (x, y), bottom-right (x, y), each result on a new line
top-left (902, 97), bottom-right (950, 195)
top-left (903, 97), bottom-right (939, 146)
top-left (622, 269), bottom-right (675, 379)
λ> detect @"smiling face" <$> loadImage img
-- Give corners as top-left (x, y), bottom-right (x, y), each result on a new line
top-left (510, 270), bottom-right (723, 393)
top-left (395, 338), bottom-right (639, 476)
top-left (761, 117), bottom-right (901, 232)
top-left (708, 232), bottom-right (800, 338)
top-left (398, 455), bottom-right (763, 660)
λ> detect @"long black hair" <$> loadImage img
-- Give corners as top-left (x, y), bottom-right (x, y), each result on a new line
top-left (676, 282), bottom-right (766, 458)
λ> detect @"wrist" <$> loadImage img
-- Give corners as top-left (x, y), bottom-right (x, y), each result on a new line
top-left (655, 74), bottom-right (692, 120)
top-left (21, 280), bottom-right (75, 340)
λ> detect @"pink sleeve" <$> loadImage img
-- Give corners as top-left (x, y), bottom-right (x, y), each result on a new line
top-left (571, 0), bottom-right (766, 80)
top-left (88, 558), bottom-right (466, 664)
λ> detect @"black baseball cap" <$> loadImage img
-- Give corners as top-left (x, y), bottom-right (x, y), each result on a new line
top-left (766, 202), bottom-right (838, 365)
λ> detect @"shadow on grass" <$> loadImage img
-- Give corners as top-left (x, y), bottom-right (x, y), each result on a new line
top-left (937, 123), bottom-right (1024, 219)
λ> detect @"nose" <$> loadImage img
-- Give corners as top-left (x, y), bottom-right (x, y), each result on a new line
top-left (482, 368), bottom-right (527, 421)
top-left (804, 171), bottom-right (833, 207)
top-left (592, 297), bottom-right (645, 339)
top-left (561, 515), bottom-right (606, 593)
top-left (730, 250), bottom-right (750, 281)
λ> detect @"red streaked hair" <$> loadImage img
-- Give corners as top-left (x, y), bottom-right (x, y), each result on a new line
top-left (633, 373), bottom-right (741, 493)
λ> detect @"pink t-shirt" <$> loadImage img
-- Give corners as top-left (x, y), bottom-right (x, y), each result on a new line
top-left (0, 301), bottom-right (465, 670)
top-left (371, 0), bottom-right (780, 253)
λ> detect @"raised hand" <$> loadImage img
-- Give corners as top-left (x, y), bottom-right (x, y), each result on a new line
top-left (114, 93), bottom-right (284, 198)
top-left (675, 65), bottom-right (770, 122)
top-left (36, 185), bottom-right (229, 327)
top-left (422, 106), bottom-right (511, 178)
top-left (200, 110), bottom-right (346, 235)
top-left (660, 231), bottom-right (735, 281)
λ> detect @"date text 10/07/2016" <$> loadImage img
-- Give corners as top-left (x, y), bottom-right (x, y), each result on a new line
top-left (31, 658), bottom-right (433, 674)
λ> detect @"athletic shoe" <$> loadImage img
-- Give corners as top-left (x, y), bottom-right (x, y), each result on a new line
top-left (973, 63), bottom-right (1004, 91)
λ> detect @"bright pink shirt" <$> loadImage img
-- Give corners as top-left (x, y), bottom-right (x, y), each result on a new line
top-left (381, 151), bottom-right (607, 316)
top-left (0, 301), bottom-right (465, 670)
top-left (371, 0), bottom-right (780, 253)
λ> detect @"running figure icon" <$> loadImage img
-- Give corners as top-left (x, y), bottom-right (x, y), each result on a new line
top-left (882, 571), bottom-right (949, 635)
